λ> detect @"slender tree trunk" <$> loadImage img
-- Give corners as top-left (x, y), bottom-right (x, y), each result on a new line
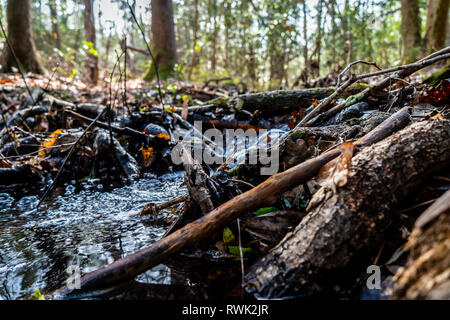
top-left (0, 0), bottom-right (45, 74)
top-left (83, 0), bottom-right (99, 84)
top-left (224, 1), bottom-right (230, 69)
top-left (302, 0), bottom-right (309, 82)
top-left (344, 0), bottom-right (352, 64)
top-left (210, 0), bottom-right (218, 72)
top-left (315, 0), bottom-right (323, 77)
top-left (401, 0), bottom-right (422, 63)
top-left (48, 0), bottom-right (61, 50)
top-left (187, 0), bottom-right (199, 80)
top-left (145, 0), bottom-right (177, 80)
top-left (329, 0), bottom-right (337, 64)
top-left (424, 0), bottom-right (450, 54)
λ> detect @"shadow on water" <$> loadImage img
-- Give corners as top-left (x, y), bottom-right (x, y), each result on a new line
top-left (0, 171), bottom-right (242, 300)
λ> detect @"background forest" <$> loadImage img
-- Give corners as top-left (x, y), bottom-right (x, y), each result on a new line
top-left (0, 0), bottom-right (449, 90)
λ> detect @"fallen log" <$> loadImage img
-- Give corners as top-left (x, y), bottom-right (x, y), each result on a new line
top-left (203, 87), bottom-right (357, 116)
top-left (244, 118), bottom-right (450, 298)
top-left (50, 107), bottom-right (411, 297)
top-left (391, 189), bottom-right (450, 300)
top-left (0, 164), bottom-right (44, 188)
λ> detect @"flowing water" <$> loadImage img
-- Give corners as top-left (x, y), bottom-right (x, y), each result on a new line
top-left (0, 171), bottom-right (188, 300)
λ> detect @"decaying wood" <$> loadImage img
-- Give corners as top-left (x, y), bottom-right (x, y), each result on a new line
top-left (204, 87), bottom-right (353, 116)
top-left (391, 189), bottom-right (450, 300)
top-left (138, 194), bottom-right (190, 217)
top-left (180, 145), bottom-right (216, 214)
top-left (0, 164), bottom-right (43, 188)
top-left (50, 107), bottom-right (411, 296)
top-left (245, 118), bottom-right (450, 298)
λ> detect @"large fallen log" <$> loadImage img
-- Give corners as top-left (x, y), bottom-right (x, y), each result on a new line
top-left (202, 87), bottom-right (362, 116)
top-left (244, 118), bottom-right (450, 298)
top-left (50, 107), bottom-right (411, 297)
top-left (391, 189), bottom-right (450, 300)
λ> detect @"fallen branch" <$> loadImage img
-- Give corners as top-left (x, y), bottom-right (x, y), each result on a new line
top-left (51, 107), bottom-right (411, 296)
top-left (245, 118), bottom-right (450, 298)
top-left (64, 109), bottom-right (149, 141)
top-left (300, 47), bottom-right (450, 127)
top-left (136, 194), bottom-right (190, 217)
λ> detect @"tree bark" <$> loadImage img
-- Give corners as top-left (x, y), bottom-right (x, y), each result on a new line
top-left (424, 0), bottom-right (450, 54)
top-left (48, 0), bottom-right (61, 50)
top-left (144, 0), bottom-right (177, 80)
top-left (205, 86), bottom-right (361, 116)
top-left (245, 118), bottom-right (450, 298)
top-left (401, 0), bottom-right (423, 63)
top-left (392, 189), bottom-right (450, 300)
top-left (83, 0), bottom-right (99, 84)
top-left (0, 0), bottom-right (45, 74)
top-left (187, 0), bottom-right (199, 80)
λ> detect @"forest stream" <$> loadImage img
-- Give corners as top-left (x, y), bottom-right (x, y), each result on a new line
top-left (0, 172), bottom-right (189, 300)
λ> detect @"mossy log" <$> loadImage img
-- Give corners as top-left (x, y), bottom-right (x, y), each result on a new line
top-left (205, 87), bottom-right (360, 116)
top-left (245, 118), bottom-right (450, 298)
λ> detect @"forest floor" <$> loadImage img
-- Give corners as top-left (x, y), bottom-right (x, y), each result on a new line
top-left (0, 51), bottom-right (449, 300)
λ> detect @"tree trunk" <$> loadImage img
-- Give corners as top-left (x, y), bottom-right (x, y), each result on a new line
top-left (83, 0), bottom-right (99, 84)
top-left (144, 0), bottom-right (177, 80)
top-left (210, 0), bottom-right (218, 72)
top-left (48, 0), bottom-right (61, 50)
top-left (0, 0), bottom-right (45, 74)
top-left (401, 0), bottom-right (423, 63)
top-left (424, 0), bottom-right (450, 54)
top-left (245, 119), bottom-right (450, 299)
top-left (315, 0), bottom-right (323, 77)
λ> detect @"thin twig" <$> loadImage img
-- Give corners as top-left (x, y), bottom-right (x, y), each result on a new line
top-left (337, 60), bottom-right (382, 87)
top-left (394, 198), bottom-right (438, 215)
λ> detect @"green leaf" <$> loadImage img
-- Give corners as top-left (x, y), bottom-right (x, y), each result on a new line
top-left (32, 288), bottom-right (46, 300)
top-left (69, 68), bottom-right (77, 79)
top-left (228, 246), bottom-right (258, 258)
top-left (223, 227), bottom-right (235, 244)
top-left (253, 207), bottom-right (278, 216)
top-left (88, 48), bottom-right (98, 57)
top-left (82, 41), bottom-right (94, 48)
top-left (235, 98), bottom-right (244, 111)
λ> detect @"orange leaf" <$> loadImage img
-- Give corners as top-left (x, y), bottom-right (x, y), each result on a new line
top-left (141, 146), bottom-right (155, 167)
top-left (156, 132), bottom-right (170, 141)
top-left (39, 129), bottom-right (64, 157)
